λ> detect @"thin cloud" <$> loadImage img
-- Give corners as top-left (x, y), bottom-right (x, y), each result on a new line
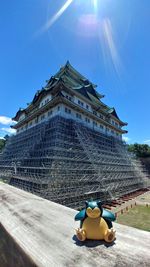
top-left (144, 140), bottom-right (150, 144)
top-left (122, 136), bottom-right (131, 143)
top-left (0, 136), bottom-right (5, 140)
top-left (0, 116), bottom-right (16, 125)
top-left (0, 116), bottom-right (12, 125)
top-left (1, 127), bottom-right (16, 134)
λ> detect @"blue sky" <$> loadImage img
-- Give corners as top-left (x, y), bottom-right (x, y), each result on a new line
top-left (0, 0), bottom-right (149, 144)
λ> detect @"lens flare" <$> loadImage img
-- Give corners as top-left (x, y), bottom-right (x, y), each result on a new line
top-left (78, 14), bottom-right (98, 37)
top-left (101, 18), bottom-right (122, 75)
top-left (35, 0), bottom-right (124, 77)
top-left (38, 0), bottom-right (73, 35)
top-left (77, 0), bottom-right (123, 76)
top-left (93, 0), bottom-right (98, 12)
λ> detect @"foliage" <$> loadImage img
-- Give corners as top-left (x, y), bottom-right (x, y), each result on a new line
top-left (0, 135), bottom-right (9, 152)
top-left (0, 139), bottom-right (6, 152)
top-left (128, 143), bottom-right (150, 157)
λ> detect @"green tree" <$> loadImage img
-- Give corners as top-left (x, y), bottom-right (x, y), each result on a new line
top-left (128, 143), bottom-right (150, 157)
top-left (0, 138), bottom-right (6, 152)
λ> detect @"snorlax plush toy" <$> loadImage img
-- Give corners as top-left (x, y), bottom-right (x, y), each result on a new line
top-left (75, 200), bottom-right (116, 242)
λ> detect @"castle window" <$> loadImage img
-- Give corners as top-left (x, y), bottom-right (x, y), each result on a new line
top-left (76, 113), bottom-right (82, 119)
top-left (57, 106), bottom-right (60, 111)
top-left (85, 117), bottom-right (90, 123)
top-left (93, 121), bottom-right (97, 126)
top-left (66, 95), bottom-right (72, 101)
top-left (99, 114), bottom-right (104, 119)
top-left (41, 114), bottom-right (45, 121)
top-left (86, 105), bottom-right (89, 110)
top-left (100, 124), bottom-right (104, 129)
top-left (78, 100), bottom-right (84, 107)
top-left (48, 110), bottom-right (53, 116)
top-left (65, 107), bottom-right (71, 114)
top-left (93, 111), bottom-right (97, 116)
top-left (45, 99), bottom-right (49, 105)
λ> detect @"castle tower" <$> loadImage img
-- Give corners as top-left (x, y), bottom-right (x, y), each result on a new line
top-left (0, 62), bottom-right (147, 208)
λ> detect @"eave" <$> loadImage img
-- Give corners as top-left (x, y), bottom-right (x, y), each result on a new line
top-left (12, 95), bottom-right (63, 129)
top-left (12, 95), bottom-right (127, 134)
top-left (61, 98), bottom-right (127, 134)
top-left (12, 109), bottom-right (26, 121)
top-left (54, 61), bottom-right (97, 88)
top-left (107, 108), bottom-right (127, 126)
top-left (52, 80), bottom-right (108, 116)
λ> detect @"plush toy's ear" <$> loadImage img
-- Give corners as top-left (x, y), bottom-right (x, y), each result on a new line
top-left (75, 209), bottom-right (86, 221)
top-left (102, 209), bottom-right (116, 221)
top-left (97, 200), bottom-right (102, 207)
top-left (85, 201), bottom-right (89, 207)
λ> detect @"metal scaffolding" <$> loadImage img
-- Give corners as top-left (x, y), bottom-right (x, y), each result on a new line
top-left (0, 115), bottom-right (149, 208)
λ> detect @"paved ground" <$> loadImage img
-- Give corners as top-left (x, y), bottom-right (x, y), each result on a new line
top-left (111, 191), bottom-right (150, 215)
top-left (136, 191), bottom-right (150, 205)
top-left (0, 183), bottom-right (150, 267)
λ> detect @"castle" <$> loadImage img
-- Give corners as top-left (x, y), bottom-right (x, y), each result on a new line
top-left (13, 61), bottom-right (127, 139)
top-left (0, 62), bottom-right (147, 208)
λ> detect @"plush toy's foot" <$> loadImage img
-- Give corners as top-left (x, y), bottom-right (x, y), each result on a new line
top-left (104, 228), bottom-right (116, 243)
top-left (75, 228), bottom-right (86, 241)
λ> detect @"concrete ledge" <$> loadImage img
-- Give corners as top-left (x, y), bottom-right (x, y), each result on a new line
top-left (0, 183), bottom-right (150, 267)
top-left (0, 223), bottom-right (37, 267)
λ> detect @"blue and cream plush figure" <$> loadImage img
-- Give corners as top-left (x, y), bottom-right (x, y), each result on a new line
top-left (75, 200), bottom-right (116, 242)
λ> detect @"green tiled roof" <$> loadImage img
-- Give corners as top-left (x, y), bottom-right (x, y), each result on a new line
top-left (46, 61), bottom-right (104, 103)
top-left (13, 61), bottom-right (127, 125)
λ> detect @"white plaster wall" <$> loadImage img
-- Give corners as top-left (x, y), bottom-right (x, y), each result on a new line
top-left (39, 94), bottom-right (52, 108)
top-left (16, 104), bottom-right (121, 140)
top-left (18, 113), bottom-right (26, 122)
top-left (74, 96), bottom-right (92, 112)
top-left (110, 118), bottom-right (121, 129)
top-left (98, 112), bottom-right (105, 120)
top-left (28, 119), bottom-right (35, 128)
top-left (62, 91), bottom-right (73, 101)
top-left (60, 104), bottom-right (110, 135)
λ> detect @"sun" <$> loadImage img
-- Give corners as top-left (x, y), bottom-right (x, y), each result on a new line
top-left (93, 0), bottom-right (98, 10)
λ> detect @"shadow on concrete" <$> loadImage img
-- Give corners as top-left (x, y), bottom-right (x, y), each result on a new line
top-left (0, 223), bottom-right (38, 267)
top-left (72, 235), bottom-right (116, 248)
